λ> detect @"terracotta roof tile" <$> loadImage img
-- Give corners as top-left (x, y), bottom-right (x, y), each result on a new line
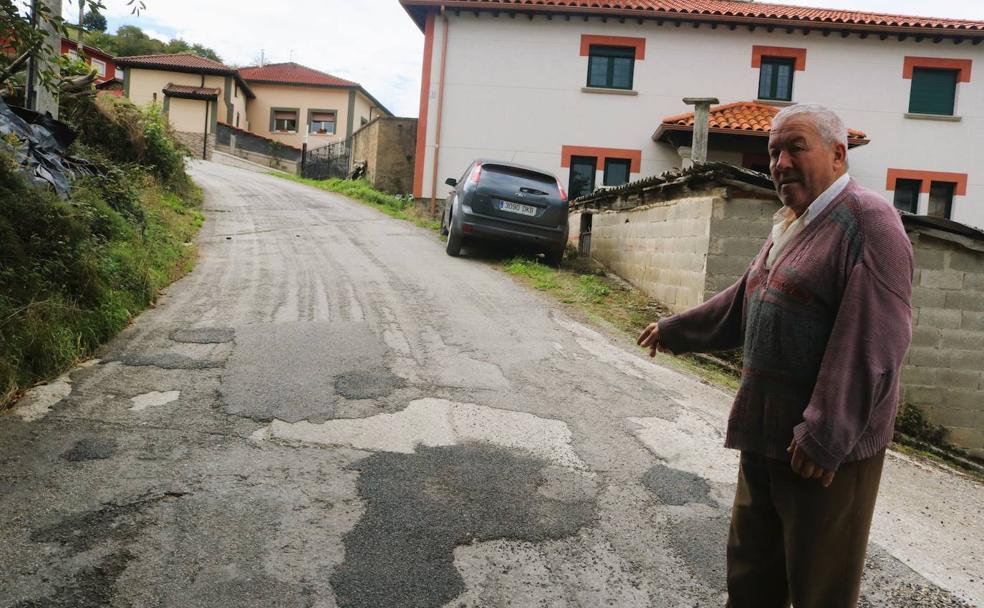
top-left (658, 101), bottom-right (868, 143)
top-left (239, 62), bottom-right (359, 87)
top-left (162, 84), bottom-right (221, 99)
top-left (401, 0), bottom-right (984, 33)
top-left (114, 53), bottom-right (232, 71)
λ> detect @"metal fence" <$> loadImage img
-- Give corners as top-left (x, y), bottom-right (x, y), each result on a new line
top-left (302, 139), bottom-right (351, 180)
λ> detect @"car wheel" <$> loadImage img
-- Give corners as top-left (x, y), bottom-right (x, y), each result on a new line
top-left (440, 208), bottom-right (449, 236)
top-left (446, 218), bottom-right (463, 257)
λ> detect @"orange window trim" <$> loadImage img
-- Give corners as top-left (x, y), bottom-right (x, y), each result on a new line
top-left (751, 46), bottom-right (807, 71)
top-left (413, 12), bottom-right (436, 199)
top-left (580, 35), bottom-right (646, 60)
top-left (903, 57), bottom-right (972, 83)
top-left (886, 169), bottom-right (968, 196)
top-left (561, 145), bottom-right (642, 173)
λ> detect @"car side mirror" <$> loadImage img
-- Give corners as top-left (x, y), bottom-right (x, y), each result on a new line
top-left (445, 178), bottom-right (457, 187)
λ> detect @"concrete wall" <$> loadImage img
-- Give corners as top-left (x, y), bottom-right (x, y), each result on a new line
top-left (902, 232), bottom-right (984, 458)
top-left (351, 117), bottom-right (417, 194)
top-left (416, 12), bottom-right (984, 229)
top-left (705, 196), bottom-right (780, 298)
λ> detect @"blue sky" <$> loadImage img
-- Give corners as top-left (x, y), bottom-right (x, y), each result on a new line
top-left (77, 0), bottom-right (984, 119)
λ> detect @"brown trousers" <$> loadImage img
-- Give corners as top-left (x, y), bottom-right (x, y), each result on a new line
top-left (725, 449), bottom-right (886, 608)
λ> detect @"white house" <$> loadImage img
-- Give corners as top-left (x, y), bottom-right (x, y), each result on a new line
top-left (401, 0), bottom-right (984, 229)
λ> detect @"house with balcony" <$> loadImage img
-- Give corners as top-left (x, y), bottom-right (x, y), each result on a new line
top-left (238, 62), bottom-right (393, 149)
top-left (400, 0), bottom-right (984, 229)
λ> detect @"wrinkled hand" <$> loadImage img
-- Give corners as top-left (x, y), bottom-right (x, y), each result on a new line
top-left (787, 440), bottom-right (836, 488)
top-left (637, 323), bottom-right (672, 358)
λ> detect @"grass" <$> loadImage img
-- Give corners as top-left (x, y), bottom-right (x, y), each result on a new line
top-left (277, 174), bottom-right (441, 232)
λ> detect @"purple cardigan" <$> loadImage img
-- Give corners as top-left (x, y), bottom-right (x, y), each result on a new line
top-left (658, 180), bottom-right (913, 471)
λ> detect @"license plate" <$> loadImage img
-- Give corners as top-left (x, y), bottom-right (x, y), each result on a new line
top-left (499, 200), bottom-right (537, 216)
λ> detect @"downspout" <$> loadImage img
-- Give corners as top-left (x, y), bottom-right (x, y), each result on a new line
top-left (428, 6), bottom-right (449, 215)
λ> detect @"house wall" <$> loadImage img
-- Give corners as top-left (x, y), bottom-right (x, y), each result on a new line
top-left (245, 83), bottom-right (374, 149)
top-left (351, 117), bottom-right (418, 194)
top-left (166, 97), bottom-right (216, 160)
top-left (903, 233), bottom-right (984, 458)
top-left (126, 68), bottom-right (228, 109)
top-left (416, 12), bottom-right (983, 229)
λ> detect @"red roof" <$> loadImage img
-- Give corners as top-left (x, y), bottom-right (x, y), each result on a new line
top-left (400, 0), bottom-right (984, 34)
top-left (115, 53), bottom-right (232, 71)
top-left (655, 101), bottom-right (869, 146)
top-left (239, 62), bottom-right (358, 87)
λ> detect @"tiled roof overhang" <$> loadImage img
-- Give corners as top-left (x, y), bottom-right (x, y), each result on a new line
top-left (399, 0), bottom-right (984, 42)
top-left (162, 84), bottom-right (220, 100)
top-left (114, 54), bottom-right (256, 99)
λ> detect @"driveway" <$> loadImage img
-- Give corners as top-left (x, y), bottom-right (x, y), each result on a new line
top-left (1, 160), bottom-right (981, 607)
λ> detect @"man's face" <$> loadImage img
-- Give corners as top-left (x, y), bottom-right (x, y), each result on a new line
top-left (768, 115), bottom-right (847, 214)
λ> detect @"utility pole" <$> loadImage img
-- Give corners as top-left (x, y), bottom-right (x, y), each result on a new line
top-left (25, 0), bottom-right (62, 117)
top-left (682, 97), bottom-right (719, 166)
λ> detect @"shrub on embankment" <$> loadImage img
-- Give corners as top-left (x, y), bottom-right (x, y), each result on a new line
top-left (0, 95), bottom-right (203, 409)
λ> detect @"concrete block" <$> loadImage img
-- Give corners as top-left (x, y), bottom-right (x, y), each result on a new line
top-left (907, 347), bottom-right (943, 368)
top-left (724, 198), bottom-right (770, 219)
top-left (964, 272), bottom-right (984, 293)
top-left (944, 427), bottom-right (984, 453)
top-left (963, 311), bottom-right (984, 332)
top-left (949, 249), bottom-right (984, 273)
top-left (911, 287), bottom-right (946, 309)
top-left (941, 329), bottom-right (984, 350)
top-left (924, 405), bottom-right (983, 429)
top-left (945, 349), bottom-right (984, 371)
top-left (939, 370), bottom-right (983, 391)
top-left (945, 291), bottom-right (984, 312)
top-left (913, 247), bottom-right (946, 270)
top-left (901, 365), bottom-right (937, 386)
top-left (910, 326), bottom-right (941, 348)
top-left (920, 270), bottom-right (964, 290)
top-left (917, 308), bottom-right (961, 329)
top-left (904, 384), bottom-right (941, 406)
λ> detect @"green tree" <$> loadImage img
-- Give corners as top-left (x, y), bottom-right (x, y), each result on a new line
top-left (82, 9), bottom-right (106, 32)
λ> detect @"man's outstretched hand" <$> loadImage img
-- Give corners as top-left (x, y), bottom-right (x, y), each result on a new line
top-left (788, 440), bottom-right (836, 487)
top-left (637, 323), bottom-right (672, 357)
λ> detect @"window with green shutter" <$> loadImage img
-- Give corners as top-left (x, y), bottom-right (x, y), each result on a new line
top-left (909, 68), bottom-right (958, 115)
top-left (758, 57), bottom-right (795, 101)
top-left (587, 45), bottom-right (635, 90)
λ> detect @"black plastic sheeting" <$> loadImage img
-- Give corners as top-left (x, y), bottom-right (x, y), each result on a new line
top-left (0, 97), bottom-right (95, 198)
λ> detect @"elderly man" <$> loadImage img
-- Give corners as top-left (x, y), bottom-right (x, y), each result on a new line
top-left (638, 104), bottom-right (913, 608)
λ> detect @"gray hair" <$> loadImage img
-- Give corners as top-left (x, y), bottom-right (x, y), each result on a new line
top-left (772, 104), bottom-right (848, 150)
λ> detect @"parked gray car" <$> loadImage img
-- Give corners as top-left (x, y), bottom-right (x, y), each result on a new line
top-left (440, 160), bottom-right (569, 265)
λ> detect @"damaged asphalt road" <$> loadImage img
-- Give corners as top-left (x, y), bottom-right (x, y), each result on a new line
top-left (1, 160), bottom-right (981, 607)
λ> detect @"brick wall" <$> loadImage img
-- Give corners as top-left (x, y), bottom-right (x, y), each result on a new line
top-left (351, 117), bottom-right (417, 194)
top-left (902, 231), bottom-right (984, 458)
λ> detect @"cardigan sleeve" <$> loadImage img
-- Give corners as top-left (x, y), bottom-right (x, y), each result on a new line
top-left (656, 267), bottom-right (749, 355)
top-left (792, 218), bottom-right (914, 471)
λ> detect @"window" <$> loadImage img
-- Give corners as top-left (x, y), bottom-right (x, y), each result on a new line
top-left (235, 112), bottom-right (240, 128)
top-left (928, 181), bottom-right (956, 219)
top-left (758, 57), bottom-right (795, 101)
top-left (273, 109), bottom-right (298, 132)
top-left (587, 45), bottom-right (635, 90)
top-left (309, 111), bottom-right (336, 134)
top-left (568, 156), bottom-right (597, 200)
top-left (603, 158), bottom-right (631, 187)
top-left (90, 58), bottom-right (106, 77)
top-left (234, 83), bottom-right (238, 98)
top-left (892, 178), bottom-right (921, 214)
top-left (909, 68), bottom-right (958, 115)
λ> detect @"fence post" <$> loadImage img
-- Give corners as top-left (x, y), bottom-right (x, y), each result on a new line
top-left (301, 142), bottom-right (307, 177)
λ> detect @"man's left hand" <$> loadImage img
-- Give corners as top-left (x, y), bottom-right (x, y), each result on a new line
top-left (787, 440), bottom-right (836, 488)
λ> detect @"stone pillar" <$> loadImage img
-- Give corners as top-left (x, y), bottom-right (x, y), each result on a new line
top-left (682, 97), bottom-right (719, 165)
top-left (678, 146), bottom-right (693, 169)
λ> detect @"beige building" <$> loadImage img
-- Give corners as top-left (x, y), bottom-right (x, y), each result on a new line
top-left (115, 53), bottom-right (255, 159)
top-left (239, 62), bottom-right (391, 149)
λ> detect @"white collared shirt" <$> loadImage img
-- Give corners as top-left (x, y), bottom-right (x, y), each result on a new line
top-left (766, 173), bottom-right (850, 269)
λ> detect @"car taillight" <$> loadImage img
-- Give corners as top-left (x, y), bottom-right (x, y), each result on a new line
top-left (556, 179), bottom-right (568, 202)
top-left (469, 163), bottom-right (483, 185)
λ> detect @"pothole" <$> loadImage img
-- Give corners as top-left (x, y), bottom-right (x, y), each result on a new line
top-left (169, 328), bottom-right (235, 344)
top-left (334, 368), bottom-right (406, 400)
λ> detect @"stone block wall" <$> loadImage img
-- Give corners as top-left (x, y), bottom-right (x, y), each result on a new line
top-left (351, 117), bottom-right (417, 194)
top-left (902, 231), bottom-right (984, 458)
top-left (587, 195), bottom-right (716, 312)
top-left (705, 196), bottom-right (780, 298)
top-left (175, 132), bottom-right (216, 161)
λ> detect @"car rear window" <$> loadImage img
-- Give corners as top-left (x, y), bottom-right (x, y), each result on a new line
top-left (481, 164), bottom-right (559, 196)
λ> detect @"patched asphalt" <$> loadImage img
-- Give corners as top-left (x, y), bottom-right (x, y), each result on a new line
top-left (641, 463), bottom-right (717, 507)
top-left (330, 442), bottom-right (596, 608)
top-left (169, 328), bottom-right (235, 344)
top-left (60, 438), bottom-right (116, 462)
